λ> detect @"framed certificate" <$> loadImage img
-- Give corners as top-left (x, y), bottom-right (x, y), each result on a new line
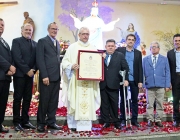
top-left (77, 50), bottom-right (104, 81)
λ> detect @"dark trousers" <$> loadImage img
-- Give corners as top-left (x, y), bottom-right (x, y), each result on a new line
top-left (0, 80), bottom-right (10, 125)
top-left (13, 76), bottom-right (33, 125)
top-left (120, 81), bottom-right (139, 123)
top-left (37, 80), bottom-right (60, 127)
top-left (172, 74), bottom-right (180, 122)
top-left (100, 86), bottom-right (119, 123)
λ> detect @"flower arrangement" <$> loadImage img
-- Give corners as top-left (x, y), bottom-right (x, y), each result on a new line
top-left (59, 37), bottom-right (70, 50)
top-left (32, 91), bottom-right (39, 104)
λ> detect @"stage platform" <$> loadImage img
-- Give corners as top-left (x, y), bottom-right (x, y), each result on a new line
top-left (2, 94), bottom-right (176, 139)
top-left (3, 113), bottom-right (173, 126)
top-left (2, 113), bottom-right (176, 140)
top-left (1, 121), bottom-right (180, 140)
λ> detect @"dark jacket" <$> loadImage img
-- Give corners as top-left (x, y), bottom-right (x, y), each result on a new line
top-left (0, 39), bottom-right (12, 81)
top-left (11, 37), bottom-right (37, 77)
top-left (36, 36), bottom-right (61, 82)
top-left (116, 47), bottom-right (143, 86)
top-left (100, 51), bottom-right (129, 90)
top-left (167, 49), bottom-right (177, 85)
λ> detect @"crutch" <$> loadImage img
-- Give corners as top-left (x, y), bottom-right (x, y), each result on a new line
top-left (119, 70), bottom-right (132, 130)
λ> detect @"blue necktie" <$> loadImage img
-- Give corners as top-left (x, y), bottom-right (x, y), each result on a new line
top-left (105, 54), bottom-right (111, 66)
top-left (153, 56), bottom-right (156, 68)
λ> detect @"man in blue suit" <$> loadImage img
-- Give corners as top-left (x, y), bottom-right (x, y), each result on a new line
top-left (143, 41), bottom-right (170, 127)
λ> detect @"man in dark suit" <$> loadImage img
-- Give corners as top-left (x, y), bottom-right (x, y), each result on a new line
top-left (11, 23), bottom-right (36, 131)
top-left (116, 34), bottom-right (143, 127)
top-left (0, 18), bottom-right (16, 133)
top-left (36, 22), bottom-right (61, 132)
top-left (167, 34), bottom-right (180, 127)
top-left (100, 39), bottom-right (129, 129)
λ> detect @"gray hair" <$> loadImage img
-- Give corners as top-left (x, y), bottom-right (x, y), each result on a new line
top-left (47, 22), bottom-right (57, 30)
top-left (150, 41), bottom-right (160, 48)
top-left (22, 23), bottom-right (33, 29)
top-left (78, 27), bottom-right (90, 34)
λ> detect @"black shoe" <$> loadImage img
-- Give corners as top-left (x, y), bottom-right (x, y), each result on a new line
top-left (131, 122), bottom-right (141, 127)
top-left (103, 123), bottom-right (110, 128)
top-left (37, 126), bottom-right (45, 132)
top-left (121, 120), bottom-right (126, 127)
top-left (155, 122), bottom-right (163, 127)
top-left (47, 124), bottom-right (62, 130)
top-left (173, 121), bottom-right (179, 127)
top-left (0, 125), bottom-right (9, 133)
top-left (147, 120), bottom-right (153, 127)
top-left (22, 122), bottom-right (36, 129)
top-left (70, 128), bottom-right (76, 131)
top-left (14, 124), bottom-right (24, 131)
top-left (114, 123), bottom-right (121, 129)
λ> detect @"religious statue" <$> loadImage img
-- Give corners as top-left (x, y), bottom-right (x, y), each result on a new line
top-left (70, 0), bottom-right (119, 50)
top-left (23, 12), bottom-right (35, 37)
top-left (117, 23), bottom-right (140, 48)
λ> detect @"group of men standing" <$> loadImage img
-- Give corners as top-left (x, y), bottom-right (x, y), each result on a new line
top-left (0, 19), bottom-right (61, 133)
top-left (0, 16), bottom-right (180, 133)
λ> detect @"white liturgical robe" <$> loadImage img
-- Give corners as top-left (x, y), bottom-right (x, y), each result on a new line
top-left (61, 40), bottom-right (101, 131)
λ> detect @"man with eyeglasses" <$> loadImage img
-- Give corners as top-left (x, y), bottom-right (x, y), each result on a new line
top-left (116, 34), bottom-right (143, 127)
top-left (62, 27), bottom-right (100, 131)
top-left (36, 22), bottom-right (61, 132)
top-left (143, 41), bottom-right (170, 127)
top-left (167, 34), bottom-right (180, 127)
top-left (0, 18), bottom-right (16, 133)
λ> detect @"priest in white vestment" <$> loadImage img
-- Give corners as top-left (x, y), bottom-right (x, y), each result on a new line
top-left (61, 27), bottom-right (101, 131)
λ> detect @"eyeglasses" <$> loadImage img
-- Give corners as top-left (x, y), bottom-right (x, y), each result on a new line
top-left (151, 46), bottom-right (159, 49)
top-left (50, 28), bottom-right (59, 31)
top-left (80, 33), bottom-right (89, 36)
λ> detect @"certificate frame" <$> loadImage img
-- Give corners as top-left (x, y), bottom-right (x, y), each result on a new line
top-left (77, 50), bottom-right (104, 81)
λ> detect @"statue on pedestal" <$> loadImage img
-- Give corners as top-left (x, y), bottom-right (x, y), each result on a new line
top-left (23, 12), bottom-right (35, 38)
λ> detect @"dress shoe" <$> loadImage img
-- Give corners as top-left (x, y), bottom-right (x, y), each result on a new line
top-left (173, 121), bottom-right (179, 127)
top-left (131, 122), bottom-right (141, 127)
top-left (121, 120), bottom-right (126, 127)
top-left (147, 120), bottom-right (153, 127)
top-left (14, 124), bottom-right (24, 131)
top-left (47, 124), bottom-right (62, 130)
top-left (22, 122), bottom-right (36, 129)
top-left (37, 126), bottom-right (45, 132)
top-left (155, 121), bottom-right (163, 127)
top-left (114, 123), bottom-right (121, 129)
top-left (70, 128), bottom-right (76, 131)
top-left (102, 123), bottom-right (110, 128)
top-left (0, 125), bottom-right (9, 133)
